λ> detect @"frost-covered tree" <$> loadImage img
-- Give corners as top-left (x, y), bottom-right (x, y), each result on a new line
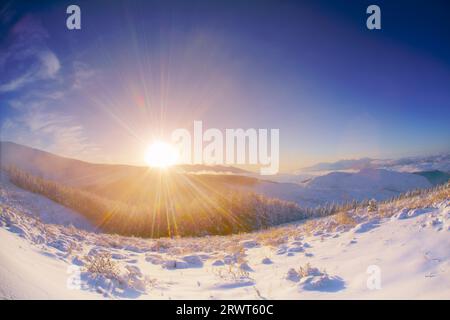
top-left (367, 199), bottom-right (378, 213)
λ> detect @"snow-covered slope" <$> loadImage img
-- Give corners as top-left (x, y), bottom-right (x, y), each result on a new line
top-left (250, 169), bottom-right (432, 207)
top-left (1, 178), bottom-right (448, 299)
top-left (306, 168), bottom-right (431, 191)
top-left (0, 172), bottom-right (93, 231)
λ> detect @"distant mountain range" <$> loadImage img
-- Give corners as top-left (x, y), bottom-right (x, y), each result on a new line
top-left (251, 168), bottom-right (432, 207)
top-left (414, 170), bottom-right (450, 186)
top-left (299, 154), bottom-right (450, 173)
top-left (0, 141), bottom-right (248, 184)
top-left (1, 141), bottom-right (444, 208)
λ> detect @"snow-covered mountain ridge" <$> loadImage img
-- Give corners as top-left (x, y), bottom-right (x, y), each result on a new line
top-left (251, 168), bottom-right (432, 207)
top-left (1, 142), bottom-right (442, 209)
top-left (299, 154), bottom-right (450, 174)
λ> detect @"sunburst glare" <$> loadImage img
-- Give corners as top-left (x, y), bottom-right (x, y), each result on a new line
top-left (144, 141), bottom-right (179, 168)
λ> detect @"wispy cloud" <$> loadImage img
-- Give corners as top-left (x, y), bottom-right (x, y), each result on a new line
top-left (0, 14), bottom-right (104, 162)
top-left (0, 15), bottom-right (60, 93)
top-left (0, 71), bottom-right (34, 93)
top-left (2, 108), bottom-right (102, 162)
top-left (37, 50), bottom-right (61, 79)
top-left (72, 61), bottom-right (96, 90)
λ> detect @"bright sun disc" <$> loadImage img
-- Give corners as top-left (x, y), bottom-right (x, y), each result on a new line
top-left (144, 141), bottom-right (179, 168)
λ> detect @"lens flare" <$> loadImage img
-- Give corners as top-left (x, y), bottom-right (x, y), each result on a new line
top-left (144, 141), bottom-right (179, 168)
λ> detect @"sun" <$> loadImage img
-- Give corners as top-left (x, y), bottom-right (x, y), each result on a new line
top-left (144, 141), bottom-right (179, 168)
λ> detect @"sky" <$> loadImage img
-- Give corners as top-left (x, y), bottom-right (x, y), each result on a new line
top-left (0, 0), bottom-right (449, 172)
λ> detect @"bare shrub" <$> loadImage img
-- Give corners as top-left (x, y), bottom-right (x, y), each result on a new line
top-left (303, 220), bottom-right (318, 236)
top-left (367, 199), bottom-right (378, 213)
top-left (334, 211), bottom-right (356, 227)
top-left (226, 244), bottom-right (246, 263)
top-left (83, 253), bottom-right (120, 281)
top-left (213, 263), bottom-right (252, 282)
top-left (256, 228), bottom-right (289, 246)
top-left (298, 263), bottom-right (323, 278)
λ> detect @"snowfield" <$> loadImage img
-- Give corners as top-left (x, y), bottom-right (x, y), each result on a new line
top-left (0, 176), bottom-right (449, 299)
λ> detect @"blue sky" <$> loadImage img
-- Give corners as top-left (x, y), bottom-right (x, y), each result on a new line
top-left (0, 0), bottom-right (449, 171)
